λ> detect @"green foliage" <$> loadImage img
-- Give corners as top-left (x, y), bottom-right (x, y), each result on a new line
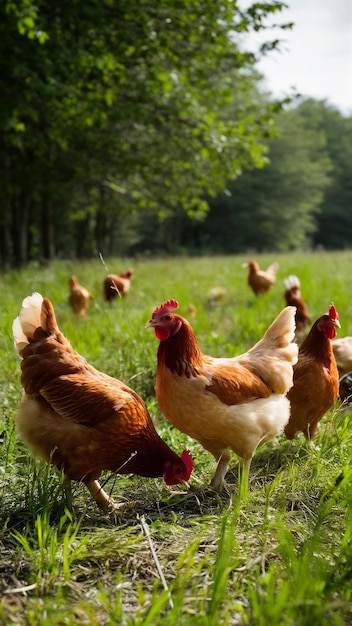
top-left (0, 0), bottom-right (293, 265)
top-left (203, 98), bottom-right (337, 253)
top-left (1, 0), bottom-right (350, 264)
top-left (246, 467), bottom-right (352, 625)
top-left (304, 101), bottom-right (352, 249)
top-left (12, 510), bottom-right (87, 586)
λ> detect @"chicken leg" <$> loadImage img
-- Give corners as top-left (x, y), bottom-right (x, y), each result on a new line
top-left (86, 480), bottom-right (117, 510)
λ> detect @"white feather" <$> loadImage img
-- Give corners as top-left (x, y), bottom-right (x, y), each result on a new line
top-left (284, 275), bottom-right (300, 291)
top-left (13, 292), bottom-right (43, 357)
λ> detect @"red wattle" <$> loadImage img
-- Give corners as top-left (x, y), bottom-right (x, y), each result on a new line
top-left (155, 327), bottom-right (170, 341)
top-left (325, 326), bottom-right (336, 340)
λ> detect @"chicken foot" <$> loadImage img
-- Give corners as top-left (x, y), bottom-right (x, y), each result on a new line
top-left (85, 479), bottom-right (119, 510)
top-left (210, 452), bottom-right (232, 488)
top-left (200, 443), bottom-right (232, 489)
top-left (204, 440), bottom-right (252, 492)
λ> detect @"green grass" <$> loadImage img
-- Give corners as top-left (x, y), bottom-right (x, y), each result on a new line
top-left (0, 251), bottom-right (352, 625)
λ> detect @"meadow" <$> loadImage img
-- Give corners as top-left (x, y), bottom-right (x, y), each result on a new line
top-left (0, 251), bottom-right (351, 625)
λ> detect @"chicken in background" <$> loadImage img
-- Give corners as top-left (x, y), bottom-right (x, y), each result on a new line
top-left (12, 293), bottom-right (193, 511)
top-left (331, 336), bottom-right (352, 377)
top-left (186, 304), bottom-right (197, 317)
top-left (146, 300), bottom-right (298, 488)
top-left (283, 275), bottom-right (311, 334)
top-left (68, 276), bottom-right (91, 317)
top-left (206, 286), bottom-right (228, 307)
top-left (104, 269), bottom-right (133, 302)
top-left (242, 260), bottom-right (279, 296)
top-left (285, 303), bottom-right (340, 441)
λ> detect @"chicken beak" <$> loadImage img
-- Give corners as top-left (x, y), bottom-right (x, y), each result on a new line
top-left (145, 320), bottom-right (154, 329)
top-left (334, 319), bottom-right (341, 329)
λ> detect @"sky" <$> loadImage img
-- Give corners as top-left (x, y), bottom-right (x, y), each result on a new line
top-left (244, 0), bottom-right (352, 115)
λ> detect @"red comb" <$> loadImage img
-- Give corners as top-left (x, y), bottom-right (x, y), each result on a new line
top-left (328, 302), bottom-right (339, 320)
top-left (181, 449), bottom-right (193, 479)
top-left (152, 299), bottom-right (179, 319)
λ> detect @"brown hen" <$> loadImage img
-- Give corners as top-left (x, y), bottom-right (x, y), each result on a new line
top-left (68, 276), bottom-right (91, 316)
top-left (285, 303), bottom-right (340, 440)
top-left (13, 293), bottom-right (193, 510)
top-left (104, 269), bottom-right (133, 302)
top-left (242, 260), bottom-right (279, 296)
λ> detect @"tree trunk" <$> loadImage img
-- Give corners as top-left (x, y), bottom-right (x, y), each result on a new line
top-left (10, 198), bottom-right (29, 266)
top-left (40, 193), bottom-right (55, 261)
top-left (75, 216), bottom-right (91, 257)
top-left (95, 184), bottom-right (108, 255)
top-left (0, 224), bottom-right (9, 267)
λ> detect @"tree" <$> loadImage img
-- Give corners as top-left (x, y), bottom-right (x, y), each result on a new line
top-left (198, 100), bottom-right (333, 252)
top-left (0, 0), bottom-right (291, 265)
top-left (301, 102), bottom-right (352, 249)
